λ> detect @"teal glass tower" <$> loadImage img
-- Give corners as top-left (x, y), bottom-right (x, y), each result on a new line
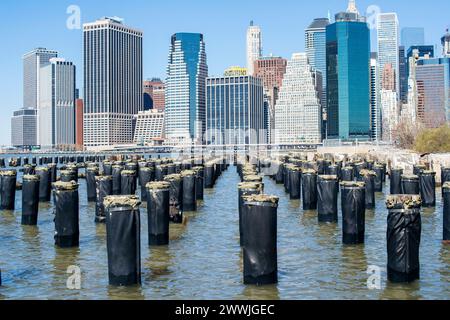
top-left (165, 33), bottom-right (208, 144)
top-left (326, 2), bottom-right (371, 140)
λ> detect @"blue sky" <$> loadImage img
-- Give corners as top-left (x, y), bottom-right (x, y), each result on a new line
top-left (0, 0), bottom-right (449, 146)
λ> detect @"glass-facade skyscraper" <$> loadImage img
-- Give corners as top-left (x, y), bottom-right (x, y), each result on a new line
top-left (206, 74), bottom-right (265, 145)
top-left (305, 18), bottom-right (329, 138)
top-left (165, 33), bottom-right (208, 144)
top-left (377, 13), bottom-right (399, 93)
top-left (83, 17), bottom-right (143, 147)
top-left (326, 3), bottom-right (370, 140)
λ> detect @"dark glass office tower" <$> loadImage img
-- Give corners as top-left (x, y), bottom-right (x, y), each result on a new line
top-left (326, 3), bottom-right (370, 140)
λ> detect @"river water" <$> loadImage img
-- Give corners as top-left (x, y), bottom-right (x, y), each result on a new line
top-left (0, 165), bottom-right (449, 300)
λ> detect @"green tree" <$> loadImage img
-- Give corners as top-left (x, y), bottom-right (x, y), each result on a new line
top-left (414, 125), bottom-right (450, 153)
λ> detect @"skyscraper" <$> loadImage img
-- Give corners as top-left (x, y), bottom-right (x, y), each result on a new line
top-left (206, 73), bottom-right (265, 145)
top-left (274, 53), bottom-right (322, 144)
top-left (377, 13), bottom-right (400, 94)
top-left (133, 109), bottom-right (165, 145)
top-left (246, 21), bottom-right (262, 76)
top-left (75, 99), bottom-right (84, 150)
top-left (253, 56), bottom-right (287, 143)
top-left (23, 48), bottom-right (58, 110)
top-left (370, 53), bottom-right (380, 140)
top-left (165, 33), bottom-right (208, 144)
top-left (39, 58), bottom-right (76, 149)
top-left (143, 78), bottom-right (165, 111)
top-left (416, 57), bottom-right (450, 127)
top-left (11, 108), bottom-right (38, 149)
top-left (305, 17), bottom-right (330, 122)
top-left (326, 0), bottom-right (371, 140)
top-left (399, 46), bottom-right (408, 102)
top-left (83, 17), bottom-right (143, 147)
top-left (401, 27), bottom-right (425, 51)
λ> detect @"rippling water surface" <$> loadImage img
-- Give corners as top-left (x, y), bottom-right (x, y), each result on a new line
top-left (0, 166), bottom-right (449, 300)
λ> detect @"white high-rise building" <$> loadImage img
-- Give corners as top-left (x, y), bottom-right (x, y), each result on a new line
top-left (165, 33), bottom-right (208, 145)
top-left (133, 109), bottom-right (165, 145)
top-left (39, 58), bottom-right (76, 149)
top-left (377, 13), bottom-right (400, 93)
top-left (246, 21), bottom-right (262, 76)
top-left (23, 48), bottom-right (58, 110)
top-left (11, 108), bottom-right (38, 148)
top-left (83, 17), bottom-right (143, 148)
top-left (370, 54), bottom-right (381, 141)
top-left (274, 53), bottom-right (322, 144)
top-left (380, 90), bottom-right (399, 142)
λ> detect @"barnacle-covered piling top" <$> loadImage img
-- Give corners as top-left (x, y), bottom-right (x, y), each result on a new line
top-left (164, 174), bottom-right (182, 181)
top-left (146, 181), bottom-right (171, 190)
top-left (52, 181), bottom-right (78, 191)
top-left (386, 195), bottom-right (422, 209)
top-left (243, 175), bottom-right (263, 182)
top-left (23, 174), bottom-right (40, 181)
top-left (238, 182), bottom-right (264, 192)
top-left (0, 170), bottom-right (17, 176)
top-left (319, 175), bottom-right (338, 181)
top-left (243, 194), bottom-right (279, 205)
top-left (340, 181), bottom-right (365, 188)
top-left (104, 195), bottom-right (141, 210)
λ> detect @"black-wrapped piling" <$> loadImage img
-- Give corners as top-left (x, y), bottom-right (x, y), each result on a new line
top-left (443, 183), bottom-right (450, 242)
top-left (238, 182), bottom-right (264, 247)
top-left (35, 167), bottom-right (51, 202)
top-left (242, 194), bottom-right (279, 285)
top-left (86, 167), bottom-right (99, 202)
top-left (121, 170), bottom-right (137, 195)
top-left (373, 164), bottom-right (384, 192)
top-left (53, 181), bottom-right (79, 248)
top-left (402, 174), bottom-right (420, 195)
top-left (317, 175), bottom-right (339, 223)
top-left (193, 166), bottom-right (204, 201)
top-left (155, 165), bottom-right (168, 182)
top-left (105, 196), bottom-right (141, 286)
top-left (138, 167), bottom-right (154, 201)
top-left (146, 182), bottom-right (171, 246)
top-left (302, 169), bottom-right (318, 210)
top-left (102, 161), bottom-right (113, 176)
top-left (288, 166), bottom-right (302, 200)
top-left (95, 176), bottom-right (113, 223)
top-left (48, 163), bottom-right (57, 183)
top-left (341, 166), bottom-right (354, 182)
top-left (341, 181), bottom-right (366, 244)
top-left (204, 163), bottom-right (215, 188)
top-left (23, 164), bottom-right (36, 175)
top-left (164, 174), bottom-right (183, 223)
top-left (386, 195), bottom-right (422, 283)
top-left (419, 171), bottom-right (436, 207)
top-left (60, 169), bottom-right (77, 183)
top-left (390, 168), bottom-right (403, 195)
top-left (441, 166), bottom-right (450, 190)
top-left (181, 170), bottom-right (197, 212)
top-left (275, 162), bottom-right (284, 184)
top-left (21, 175), bottom-right (40, 225)
top-left (0, 170), bottom-right (17, 210)
top-left (359, 170), bottom-right (376, 209)
top-left (112, 165), bottom-right (123, 195)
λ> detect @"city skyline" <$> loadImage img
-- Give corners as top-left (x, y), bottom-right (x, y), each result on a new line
top-left (1, 0), bottom-right (450, 146)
